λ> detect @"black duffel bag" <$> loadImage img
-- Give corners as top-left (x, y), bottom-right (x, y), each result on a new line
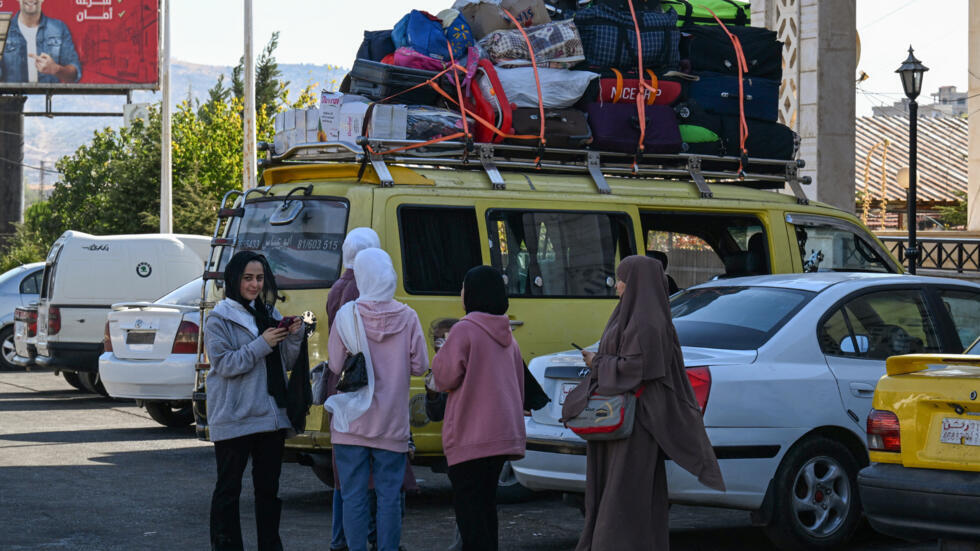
top-left (356, 30), bottom-right (395, 62)
top-left (675, 100), bottom-right (798, 161)
top-left (574, 3), bottom-right (680, 70)
top-left (681, 25), bottom-right (783, 81)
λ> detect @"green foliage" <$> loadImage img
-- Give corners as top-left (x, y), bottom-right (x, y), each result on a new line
top-left (0, 31), bottom-right (298, 269)
top-left (938, 190), bottom-right (968, 229)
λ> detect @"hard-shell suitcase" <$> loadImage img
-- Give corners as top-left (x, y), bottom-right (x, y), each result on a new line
top-left (505, 108), bottom-right (593, 148)
top-left (662, 0), bottom-right (750, 27)
top-left (347, 58), bottom-right (440, 104)
top-left (675, 101), bottom-right (797, 160)
top-left (681, 25), bottom-right (782, 80)
top-left (687, 72), bottom-right (779, 121)
top-left (586, 103), bottom-right (682, 154)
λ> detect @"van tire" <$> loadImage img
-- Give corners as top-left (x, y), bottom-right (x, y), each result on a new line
top-left (763, 436), bottom-right (862, 551)
top-left (145, 401), bottom-right (194, 427)
top-left (78, 371), bottom-right (109, 396)
top-left (62, 371), bottom-right (86, 391)
top-left (0, 326), bottom-right (16, 370)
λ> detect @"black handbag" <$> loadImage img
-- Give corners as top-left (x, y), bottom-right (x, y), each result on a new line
top-left (336, 351), bottom-right (368, 393)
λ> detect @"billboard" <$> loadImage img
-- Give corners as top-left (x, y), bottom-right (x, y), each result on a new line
top-left (0, 0), bottom-right (159, 92)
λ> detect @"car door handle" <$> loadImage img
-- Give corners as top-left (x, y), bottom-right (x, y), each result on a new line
top-left (850, 382), bottom-right (875, 397)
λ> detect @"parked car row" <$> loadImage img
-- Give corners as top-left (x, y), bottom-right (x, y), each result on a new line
top-left (515, 272), bottom-right (980, 550)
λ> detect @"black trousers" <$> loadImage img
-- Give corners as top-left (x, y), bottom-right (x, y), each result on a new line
top-left (210, 430), bottom-right (286, 551)
top-left (447, 455), bottom-right (507, 551)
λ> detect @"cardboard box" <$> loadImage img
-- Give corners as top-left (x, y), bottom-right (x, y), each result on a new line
top-left (453, 0), bottom-right (551, 39)
top-left (319, 92), bottom-right (371, 147)
top-left (368, 105), bottom-right (409, 141)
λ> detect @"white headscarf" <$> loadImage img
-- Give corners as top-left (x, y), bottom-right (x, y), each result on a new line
top-left (342, 227), bottom-right (381, 269)
top-left (353, 248), bottom-right (396, 302)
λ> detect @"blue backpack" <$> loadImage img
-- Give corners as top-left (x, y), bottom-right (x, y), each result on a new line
top-left (393, 10), bottom-right (473, 62)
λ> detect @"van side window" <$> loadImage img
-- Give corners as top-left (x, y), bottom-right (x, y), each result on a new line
top-left (785, 213), bottom-right (897, 273)
top-left (399, 206), bottom-right (482, 295)
top-left (641, 212), bottom-right (770, 289)
top-left (487, 210), bottom-right (634, 298)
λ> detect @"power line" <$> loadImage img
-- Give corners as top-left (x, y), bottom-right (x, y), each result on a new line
top-left (858, 0), bottom-right (923, 31)
top-left (0, 155), bottom-right (63, 176)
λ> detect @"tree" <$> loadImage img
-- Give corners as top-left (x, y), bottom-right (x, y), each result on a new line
top-left (938, 190), bottom-right (968, 229)
top-left (232, 32), bottom-right (288, 123)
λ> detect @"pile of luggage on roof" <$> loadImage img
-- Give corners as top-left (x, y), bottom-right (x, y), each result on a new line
top-left (274, 0), bottom-right (798, 164)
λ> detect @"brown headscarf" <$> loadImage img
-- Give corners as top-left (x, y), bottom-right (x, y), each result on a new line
top-left (562, 255), bottom-right (725, 492)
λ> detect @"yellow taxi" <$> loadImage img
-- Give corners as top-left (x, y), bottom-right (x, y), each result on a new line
top-left (858, 344), bottom-right (980, 545)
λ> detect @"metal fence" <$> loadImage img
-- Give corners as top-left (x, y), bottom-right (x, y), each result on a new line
top-left (878, 236), bottom-right (980, 273)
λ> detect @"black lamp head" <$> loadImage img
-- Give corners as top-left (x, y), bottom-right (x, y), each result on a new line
top-left (896, 46), bottom-right (929, 101)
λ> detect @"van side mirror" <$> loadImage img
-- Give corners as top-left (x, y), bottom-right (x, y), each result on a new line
top-left (840, 335), bottom-right (870, 354)
top-left (269, 185), bottom-right (313, 226)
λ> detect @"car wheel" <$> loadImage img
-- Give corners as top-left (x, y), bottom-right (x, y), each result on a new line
top-left (0, 326), bottom-right (16, 370)
top-left (62, 371), bottom-right (86, 391)
top-left (78, 370), bottom-right (109, 396)
top-left (144, 401), bottom-right (194, 427)
top-left (309, 453), bottom-right (335, 488)
top-left (495, 460), bottom-right (535, 504)
top-left (764, 436), bottom-right (862, 551)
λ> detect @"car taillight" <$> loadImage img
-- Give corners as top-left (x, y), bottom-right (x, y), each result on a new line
top-left (103, 321), bottom-right (112, 353)
top-left (48, 306), bottom-right (60, 335)
top-left (172, 320), bottom-right (200, 354)
top-left (867, 409), bottom-right (901, 452)
top-left (27, 310), bottom-right (37, 337)
top-left (686, 366), bottom-right (711, 412)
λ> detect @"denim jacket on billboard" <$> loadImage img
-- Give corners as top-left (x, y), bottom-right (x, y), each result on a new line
top-left (1, 12), bottom-right (82, 83)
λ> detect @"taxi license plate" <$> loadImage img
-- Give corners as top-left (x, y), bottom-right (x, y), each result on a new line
top-left (558, 382), bottom-right (578, 406)
top-left (940, 418), bottom-right (980, 446)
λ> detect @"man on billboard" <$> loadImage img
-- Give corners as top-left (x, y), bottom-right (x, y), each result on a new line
top-left (1, 0), bottom-right (81, 84)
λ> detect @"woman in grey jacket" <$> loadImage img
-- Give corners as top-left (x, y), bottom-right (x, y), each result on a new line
top-left (205, 251), bottom-right (304, 551)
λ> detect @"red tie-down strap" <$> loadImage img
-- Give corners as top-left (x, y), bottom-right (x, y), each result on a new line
top-left (501, 8), bottom-right (546, 166)
top-left (625, 0), bottom-right (661, 172)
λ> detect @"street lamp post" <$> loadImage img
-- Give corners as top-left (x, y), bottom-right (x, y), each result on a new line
top-left (896, 46), bottom-right (928, 274)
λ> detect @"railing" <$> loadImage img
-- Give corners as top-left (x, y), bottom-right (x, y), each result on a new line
top-left (878, 236), bottom-right (980, 273)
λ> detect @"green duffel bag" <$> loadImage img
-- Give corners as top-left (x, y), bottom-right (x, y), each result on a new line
top-left (661, 0), bottom-right (751, 27)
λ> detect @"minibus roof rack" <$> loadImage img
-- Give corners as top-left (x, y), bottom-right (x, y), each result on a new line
top-left (259, 138), bottom-right (811, 204)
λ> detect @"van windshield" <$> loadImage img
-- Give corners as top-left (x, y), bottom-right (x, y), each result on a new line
top-left (234, 197), bottom-right (349, 289)
top-left (670, 286), bottom-right (814, 350)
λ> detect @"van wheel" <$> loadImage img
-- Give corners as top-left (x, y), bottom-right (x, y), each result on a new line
top-left (496, 461), bottom-right (535, 504)
top-left (78, 371), bottom-right (109, 396)
top-left (62, 371), bottom-right (86, 391)
top-left (145, 401), bottom-right (194, 427)
top-left (0, 326), bottom-right (16, 370)
top-left (763, 436), bottom-right (862, 551)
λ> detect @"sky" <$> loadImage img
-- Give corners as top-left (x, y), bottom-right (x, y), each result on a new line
top-left (167, 0), bottom-right (970, 117)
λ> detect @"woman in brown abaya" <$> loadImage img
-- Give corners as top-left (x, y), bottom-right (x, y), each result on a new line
top-left (562, 255), bottom-right (725, 550)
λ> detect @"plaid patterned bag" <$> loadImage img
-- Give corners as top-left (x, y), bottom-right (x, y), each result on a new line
top-left (479, 19), bottom-right (585, 69)
top-left (574, 4), bottom-right (680, 70)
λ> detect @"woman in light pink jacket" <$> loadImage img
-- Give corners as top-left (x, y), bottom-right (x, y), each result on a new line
top-left (431, 265), bottom-right (525, 551)
top-left (327, 248), bottom-right (428, 551)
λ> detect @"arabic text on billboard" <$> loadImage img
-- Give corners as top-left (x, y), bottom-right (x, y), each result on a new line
top-left (0, 0), bottom-right (159, 91)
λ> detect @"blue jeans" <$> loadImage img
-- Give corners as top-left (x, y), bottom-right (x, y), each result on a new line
top-left (334, 444), bottom-right (407, 551)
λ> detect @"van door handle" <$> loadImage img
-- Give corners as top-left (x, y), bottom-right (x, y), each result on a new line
top-left (509, 320), bottom-right (524, 328)
top-left (850, 382), bottom-right (875, 397)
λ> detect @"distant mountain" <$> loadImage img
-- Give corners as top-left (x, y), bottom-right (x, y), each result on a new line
top-left (20, 60), bottom-right (349, 190)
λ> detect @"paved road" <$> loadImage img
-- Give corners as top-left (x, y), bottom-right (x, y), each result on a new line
top-left (0, 369), bottom-right (934, 551)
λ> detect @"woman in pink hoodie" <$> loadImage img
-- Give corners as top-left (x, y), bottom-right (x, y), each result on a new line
top-left (327, 248), bottom-right (428, 551)
top-left (431, 265), bottom-right (525, 551)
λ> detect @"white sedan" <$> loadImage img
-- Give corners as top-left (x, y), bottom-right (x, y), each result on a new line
top-left (513, 272), bottom-right (980, 551)
top-left (99, 278), bottom-right (202, 427)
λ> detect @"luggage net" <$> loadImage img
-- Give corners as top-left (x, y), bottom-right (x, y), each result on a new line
top-left (261, 137), bottom-right (810, 203)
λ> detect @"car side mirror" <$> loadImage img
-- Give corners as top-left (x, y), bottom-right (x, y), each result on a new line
top-left (840, 335), bottom-right (870, 354)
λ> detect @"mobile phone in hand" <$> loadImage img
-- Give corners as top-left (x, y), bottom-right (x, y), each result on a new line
top-left (571, 342), bottom-right (583, 351)
top-left (277, 316), bottom-right (298, 329)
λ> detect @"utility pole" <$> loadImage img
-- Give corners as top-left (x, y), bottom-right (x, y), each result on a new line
top-left (243, 0), bottom-right (257, 190)
top-left (160, 0), bottom-right (173, 233)
top-left (0, 96), bottom-right (26, 238)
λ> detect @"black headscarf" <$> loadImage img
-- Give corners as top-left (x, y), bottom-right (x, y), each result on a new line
top-left (223, 251), bottom-right (289, 410)
top-left (463, 265), bottom-right (509, 315)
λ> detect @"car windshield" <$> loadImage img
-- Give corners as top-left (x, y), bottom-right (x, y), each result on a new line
top-left (156, 278), bottom-right (202, 307)
top-left (670, 286), bottom-right (815, 350)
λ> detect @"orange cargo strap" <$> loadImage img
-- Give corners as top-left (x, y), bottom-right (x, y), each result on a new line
top-left (446, 40), bottom-right (471, 147)
top-left (611, 68), bottom-right (658, 105)
top-left (706, 6), bottom-right (750, 176)
top-left (501, 8), bottom-right (546, 166)
top-left (626, 0), bottom-right (659, 171)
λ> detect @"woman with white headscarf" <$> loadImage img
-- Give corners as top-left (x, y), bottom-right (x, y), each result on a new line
top-left (327, 248), bottom-right (428, 551)
top-left (326, 227), bottom-right (381, 329)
